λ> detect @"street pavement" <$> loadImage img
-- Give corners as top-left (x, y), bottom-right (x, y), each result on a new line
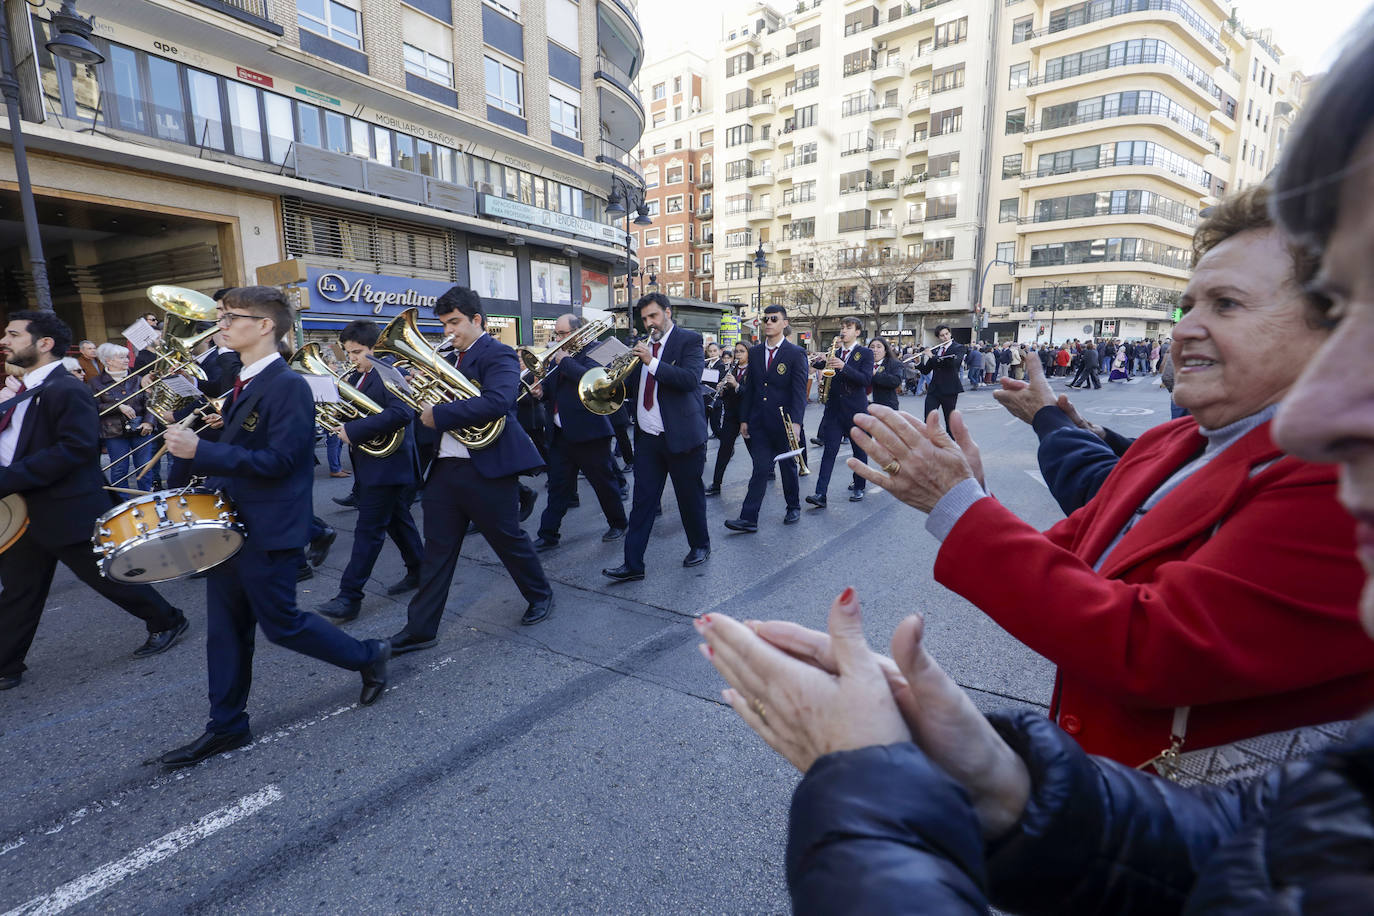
top-left (0, 369), bottom-right (1172, 914)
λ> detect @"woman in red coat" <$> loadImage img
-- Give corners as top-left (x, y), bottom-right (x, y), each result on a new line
top-left (837, 187), bottom-right (1371, 766)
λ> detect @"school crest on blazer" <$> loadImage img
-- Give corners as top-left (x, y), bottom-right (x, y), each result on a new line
top-left (241, 410), bottom-right (259, 433)
top-left (777, 362), bottom-right (787, 375)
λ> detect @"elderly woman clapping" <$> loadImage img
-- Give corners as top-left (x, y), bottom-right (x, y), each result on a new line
top-left (89, 342), bottom-right (156, 491)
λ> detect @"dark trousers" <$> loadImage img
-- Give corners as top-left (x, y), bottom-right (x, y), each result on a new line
top-left (707, 395), bottom-right (724, 438)
top-left (612, 424), bottom-right (634, 465)
top-left (538, 431), bottom-right (628, 539)
top-left (711, 416), bottom-right (742, 489)
top-left (404, 459), bottom-right (551, 638)
top-left (923, 392), bottom-right (959, 430)
top-left (740, 418), bottom-right (800, 523)
top-left (337, 483), bottom-right (424, 601)
top-left (0, 532), bottom-right (179, 677)
top-left (814, 410), bottom-right (867, 497)
top-left (622, 430), bottom-right (709, 571)
top-left (206, 547), bottom-right (376, 736)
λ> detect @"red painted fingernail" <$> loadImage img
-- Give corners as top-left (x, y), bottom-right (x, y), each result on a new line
top-left (840, 586), bottom-right (855, 603)
top-left (702, 614), bottom-right (712, 624)
top-left (707, 645), bottom-right (715, 657)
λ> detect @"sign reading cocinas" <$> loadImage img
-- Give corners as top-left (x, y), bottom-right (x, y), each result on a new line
top-left (315, 272), bottom-right (440, 314)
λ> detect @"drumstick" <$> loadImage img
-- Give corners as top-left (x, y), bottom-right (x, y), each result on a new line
top-left (108, 406), bottom-right (215, 488)
top-left (103, 485), bottom-right (148, 497)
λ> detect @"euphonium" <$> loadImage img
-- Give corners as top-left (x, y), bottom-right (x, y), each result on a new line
top-left (373, 307), bottom-right (505, 450)
top-left (288, 343), bottom-right (405, 459)
top-left (93, 285), bottom-right (220, 407)
top-left (817, 336), bottom-right (840, 405)
top-left (577, 330), bottom-right (658, 416)
top-left (516, 317), bottom-right (612, 400)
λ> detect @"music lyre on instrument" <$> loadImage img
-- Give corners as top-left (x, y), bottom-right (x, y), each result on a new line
top-left (516, 317), bottom-right (613, 401)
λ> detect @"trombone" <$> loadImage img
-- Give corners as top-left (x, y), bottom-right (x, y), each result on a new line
top-left (91, 286), bottom-right (220, 406)
top-left (516, 317), bottom-right (612, 401)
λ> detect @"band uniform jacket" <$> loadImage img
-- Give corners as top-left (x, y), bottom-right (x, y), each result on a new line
top-left (818, 345), bottom-right (873, 424)
top-left (0, 365), bottom-right (118, 548)
top-left (342, 358), bottom-right (421, 488)
top-left (870, 357), bottom-right (903, 411)
top-left (934, 417), bottom-right (1372, 765)
top-left (539, 352), bottom-right (614, 444)
top-left (189, 358), bottom-right (314, 551)
top-left (918, 342), bottom-right (968, 396)
top-left (718, 364), bottom-right (748, 424)
top-left (741, 341), bottom-right (808, 432)
top-left (431, 333), bottom-right (545, 480)
top-left (622, 327), bottom-right (708, 454)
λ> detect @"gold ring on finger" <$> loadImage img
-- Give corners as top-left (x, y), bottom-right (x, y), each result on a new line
top-left (750, 697), bottom-right (768, 724)
top-left (882, 459), bottom-right (901, 476)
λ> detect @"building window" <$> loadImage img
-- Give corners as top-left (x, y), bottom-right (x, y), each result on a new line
top-left (546, 0), bottom-right (579, 52)
top-left (933, 17), bottom-right (968, 49)
top-left (484, 56), bottom-right (524, 116)
top-left (667, 225), bottom-right (684, 243)
top-left (1001, 153), bottom-right (1022, 178)
top-left (297, 0), bottom-right (362, 49)
top-left (726, 124), bottom-right (754, 147)
top-left (996, 242), bottom-right (1015, 263)
top-left (548, 94), bottom-right (580, 139)
top-left (930, 107), bottom-right (962, 136)
top-left (653, 82), bottom-right (666, 100)
top-left (999, 198), bottom-right (1018, 222)
top-left (928, 152), bottom-right (959, 178)
top-left (645, 200), bottom-right (660, 217)
top-left (666, 166), bottom-right (683, 183)
top-left (931, 65), bottom-right (965, 94)
top-left (798, 142), bottom-right (818, 164)
top-left (927, 195), bottom-right (957, 220)
top-left (667, 255), bottom-right (684, 272)
top-left (404, 44), bottom-right (453, 85)
top-left (923, 237), bottom-right (954, 260)
top-left (1008, 62), bottom-right (1029, 89)
top-left (795, 105), bottom-right (818, 129)
top-left (992, 283), bottom-right (1012, 309)
top-left (645, 229), bottom-right (660, 246)
top-left (666, 195), bottom-right (684, 213)
top-left (1011, 16), bottom-right (1032, 43)
top-left (1005, 107), bottom-right (1026, 134)
top-left (929, 279), bottom-right (952, 302)
top-left (652, 112), bottom-right (666, 127)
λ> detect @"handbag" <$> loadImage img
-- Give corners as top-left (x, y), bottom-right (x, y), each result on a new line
top-left (1139, 706), bottom-right (1351, 787)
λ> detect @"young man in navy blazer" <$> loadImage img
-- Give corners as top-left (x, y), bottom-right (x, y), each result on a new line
top-left (724, 304), bottom-right (809, 532)
top-left (603, 294), bottom-right (711, 581)
top-left (806, 316), bottom-right (873, 508)
top-left (0, 311), bottom-right (188, 692)
top-left (315, 319), bottom-right (424, 622)
top-left (532, 313), bottom-right (628, 550)
top-left (162, 287), bottom-right (389, 769)
top-left (917, 324), bottom-right (969, 428)
top-left (390, 287), bottom-right (555, 647)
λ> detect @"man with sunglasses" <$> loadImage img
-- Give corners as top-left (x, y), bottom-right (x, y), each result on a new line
top-left (725, 304), bottom-right (808, 532)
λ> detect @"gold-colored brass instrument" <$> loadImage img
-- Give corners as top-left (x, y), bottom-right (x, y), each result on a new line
top-left (288, 343), bottom-right (405, 458)
top-left (93, 285), bottom-right (221, 409)
top-left (516, 317), bottom-right (613, 400)
top-left (817, 336), bottom-right (840, 405)
top-left (374, 308), bottom-right (506, 450)
top-left (577, 331), bottom-right (657, 416)
top-left (780, 408), bottom-right (810, 477)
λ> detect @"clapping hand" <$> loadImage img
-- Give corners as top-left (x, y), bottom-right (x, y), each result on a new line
top-left (847, 406), bottom-right (981, 512)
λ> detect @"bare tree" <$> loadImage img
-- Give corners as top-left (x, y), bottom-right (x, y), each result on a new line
top-left (843, 248), bottom-right (929, 337)
top-left (776, 242), bottom-right (843, 346)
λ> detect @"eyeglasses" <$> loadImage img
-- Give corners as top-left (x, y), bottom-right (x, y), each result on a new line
top-left (762, 315), bottom-right (783, 324)
top-left (217, 312), bottom-right (266, 328)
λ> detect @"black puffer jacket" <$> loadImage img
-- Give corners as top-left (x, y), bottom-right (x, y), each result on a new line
top-left (787, 710), bottom-right (1374, 914)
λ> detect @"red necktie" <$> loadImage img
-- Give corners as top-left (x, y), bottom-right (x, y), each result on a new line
top-left (766, 348), bottom-right (776, 371)
top-left (455, 348), bottom-right (465, 367)
top-left (229, 376), bottom-right (246, 407)
top-left (641, 342), bottom-right (661, 410)
top-left (0, 381), bottom-right (28, 434)
top-left (840, 349), bottom-right (849, 362)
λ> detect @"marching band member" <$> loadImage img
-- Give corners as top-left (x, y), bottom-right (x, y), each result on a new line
top-left (917, 324), bottom-right (968, 429)
top-left (724, 304), bottom-right (808, 532)
top-left (390, 287), bottom-right (555, 644)
top-left (532, 314), bottom-right (629, 551)
top-left (704, 342), bottom-right (749, 496)
top-left (315, 319), bottom-right (424, 622)
top-left (161, 287), bottom-right (389, 769)
top-left (807, 317), bottom-right (872, 508)
top-left (603, 293), bottom-right (711, 581)
top-left (868, 337), bottom-right (903, 411)
top-left (0, 311), bottom-right (188, 692)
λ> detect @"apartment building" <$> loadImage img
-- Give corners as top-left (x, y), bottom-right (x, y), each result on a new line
top-left (710, 0), bottom-right (997, 346)
top-left (984, 0), bottom-right (1304, 344)
top-left (624, 50), bottom-right (717, 304)
top-left (2, 0), bottom-right (645, 345)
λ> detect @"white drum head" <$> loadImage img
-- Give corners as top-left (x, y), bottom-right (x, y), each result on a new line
top-left (103, 525), bottom-right (244, 583)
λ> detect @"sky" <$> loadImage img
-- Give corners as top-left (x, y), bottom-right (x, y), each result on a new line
top-left (637, 0), bottom-right (1372, 75)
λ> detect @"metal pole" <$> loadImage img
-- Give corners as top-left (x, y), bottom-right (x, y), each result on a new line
top-left (1049, 284), bottom-right (1060, 346)
top-left (0, 0), bottom-right (54, 310)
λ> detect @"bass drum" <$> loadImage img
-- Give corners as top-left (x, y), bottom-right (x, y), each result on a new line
top-left (0, 492), bottom-right (28, 554)
top-left (94, 488), bottom-right (244, 583)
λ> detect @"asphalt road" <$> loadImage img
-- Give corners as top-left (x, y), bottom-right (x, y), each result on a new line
top-left (0, 371), bottom-right (1172, 914)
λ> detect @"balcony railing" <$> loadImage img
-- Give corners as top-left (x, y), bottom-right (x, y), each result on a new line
top-left (1014, 250), bottom-right (1192, 272)
top-left (1024, 101), bottom-right (1214, 143)
top-left (598, 139), bottom-right (644, 181)
top-left (1021, 152), bottom-right (1208, 188)
top-left (1015, 198), bottom-right (1198, 228)
top-left (1026, 0), bottom-right (1224, 54)
top-left (1026, 49), bottom-right (1221, 101)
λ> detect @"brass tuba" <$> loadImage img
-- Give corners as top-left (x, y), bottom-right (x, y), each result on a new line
top-left (373, 308), bottom-right (505, 450)
top-left (516, 317), bottom-right (613, 400)
top-left (288, 343), bottom-right (405, 458)
top-left (577, 330), bottom-right (657, 416)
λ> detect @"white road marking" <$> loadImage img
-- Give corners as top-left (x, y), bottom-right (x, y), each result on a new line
top-left (1003, 417), bottom-right (1019, 426)
top-left (1024, 469), bottom-right (1048, 488)
top-left (3, 785), bottom-right (284, 916)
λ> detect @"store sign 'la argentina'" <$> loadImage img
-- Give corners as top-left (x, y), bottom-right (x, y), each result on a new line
top-left (309, 268), bottom-right (455, 316)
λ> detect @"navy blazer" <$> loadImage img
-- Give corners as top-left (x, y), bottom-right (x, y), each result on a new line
top-left (540, 352), bottom-right (613, 444)
top-left (0, 365), bottom-right (118, 548)
top-left (740, 340), bottom-right (808, 430)
top-left (431, 333), bottom-right (545, 479)
top-left (343, 357), bottom-right (421, 488)
top-left (623, 326), bottom-right (708, 454)
top-left (919, 341), bottom-right (968, 396)
top-left (190, 358), bottom-right (314, 551)
top-left (197, 348), bottom-right (243, 399)
top-left (870, 356), bottom-right (903, 411)
top-left (818, 344), bottom-right (873, 422)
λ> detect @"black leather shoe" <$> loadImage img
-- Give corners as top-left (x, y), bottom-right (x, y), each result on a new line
top-left (810, 437), bottom-right (822, 446)
top-left (385, 572), bottom-right (419, 596)
top-left (359, 639), bottom-right (390, 705)
top-left (849, 489), bottom-right (866, 502)
top-left (0, 673), bottom-right (21, 690)
top-left (784, 508), bottom-right (801, 524)
top-left (601, 526), bottom-right (627, 542)
top-left (683, 547), bottom-right (710, 567)
top-left (724, 518), bottom-right (758, 533)
top-left (159, 730), bottom-right (251, 769)
top-left (805, 494), bottom-right (827, 509)
top-left (704, 484), bottom-right (721, 496)
top-left (568, 496), bottom-right (581, 508)
top-left (518, 486), bottom-right (538, 522)
top-left (846, 483), bottom-right (858, 493)
top-left (307, 527), bottom-right (336, 567)
top-left (134, 615), bottom-right (189, 658)
top-left (331, 494), bottom-right (357, 508)
top-left (388, 631), bottom-right (437, 655)
top-left (297, 564), bottom-right (314, 582)
top-left (467, 521), bottom-right (480, 535)
top-left (533, 535), bottom-right (560, 551)
top-left (601, 564), bottom-right (645, 582)
top-left (317, 595), bottom-right (361, 622)
top-left (521, 596), bottom-right (555, 625)
top-left (619, 485), bottom-right (630, 501)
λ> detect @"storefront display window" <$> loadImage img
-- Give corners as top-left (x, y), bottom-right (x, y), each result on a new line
top-left (469, 249), bottom-right (519, 301)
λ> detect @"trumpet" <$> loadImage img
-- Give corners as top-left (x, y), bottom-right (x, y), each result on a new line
top-left (577, 331), bottom-right (657, 416)
top-left (374, 308), bottom-right (505, 450)
top-left (288, 343), bottom-right (405, 458)
top-left (780, 408), bottom-right (810, 477)
top-left (817, 336), bottom-right (840, 405)
top-left (516, 317), bottom-right (612, 400)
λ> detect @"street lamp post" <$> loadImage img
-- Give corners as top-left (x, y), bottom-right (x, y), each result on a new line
top-left (753, 242), bottom-right (766, 323)
top-left (973, 257), bottom-right (1015, 344)
top-left (604, 175), bottom-right (651, 325)
top-left (0, 0), bottom-right (104, 311)
top-left (1043, 280), bottom-right (1070, 347)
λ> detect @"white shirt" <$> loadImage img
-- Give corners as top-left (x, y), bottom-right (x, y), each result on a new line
top-left (635, 324), bottom-right (673, 437)
top-left (438, 333), bottom-right (486, 459)
top-left (0, 359), bottom-right (64, 467)
top-left (236, 352), bottom-right (281, 387)
top-left (764, 340), bottom-right (782, 372)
